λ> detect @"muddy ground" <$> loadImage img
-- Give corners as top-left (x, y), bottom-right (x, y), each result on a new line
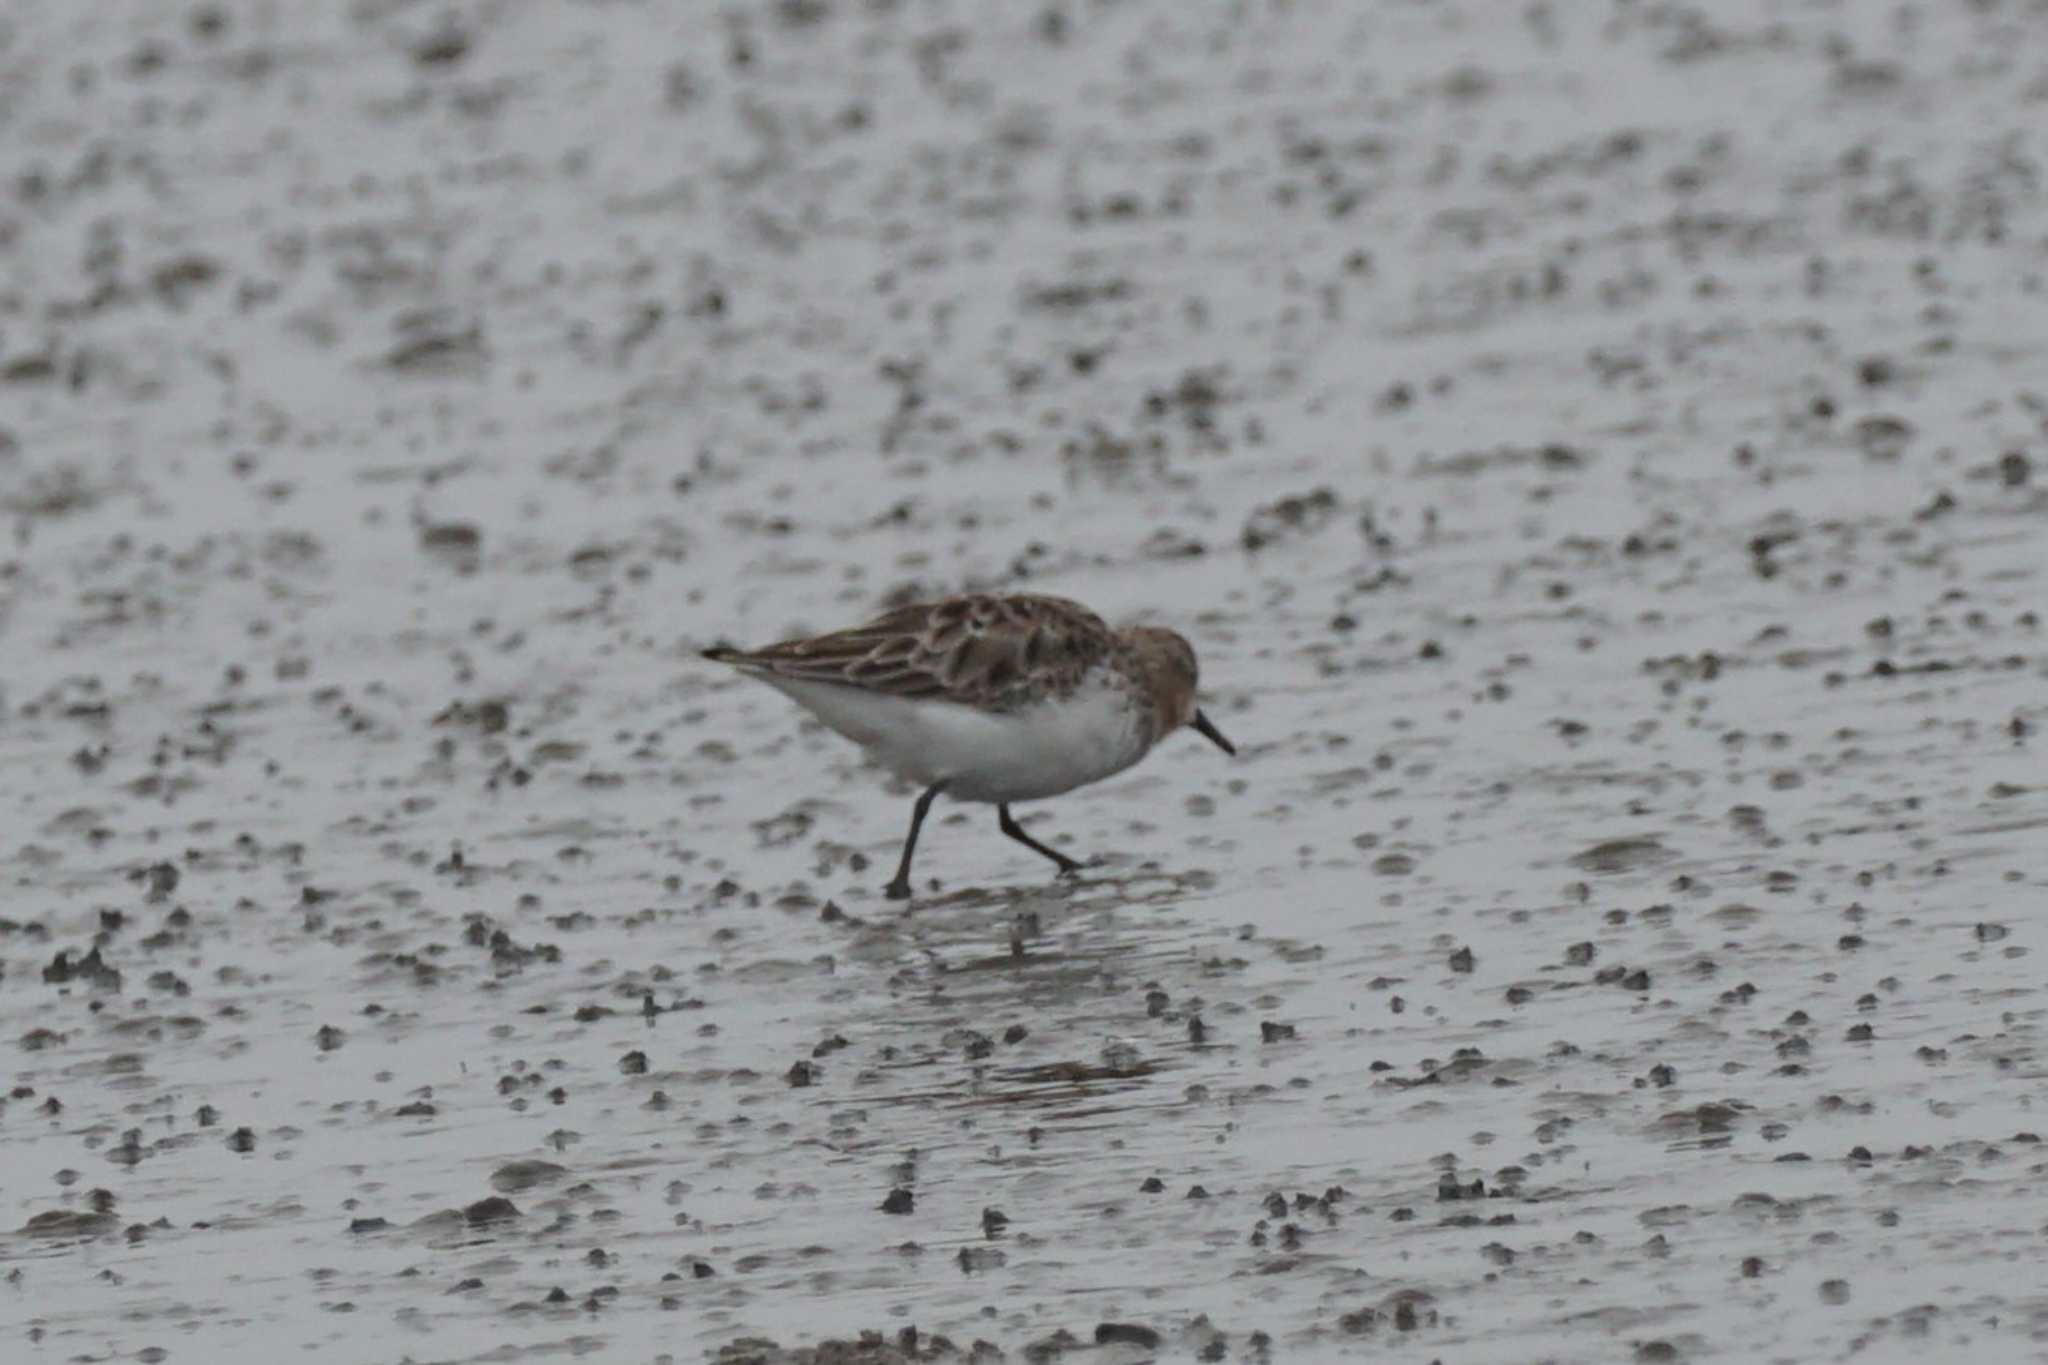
top-left (2, 1), bottom-right (2045, 1361)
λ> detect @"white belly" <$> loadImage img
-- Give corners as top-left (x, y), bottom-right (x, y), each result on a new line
top-left (757, 671), bottom-right (1152, 803)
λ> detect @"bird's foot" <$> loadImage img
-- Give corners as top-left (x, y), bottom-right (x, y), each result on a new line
top-left (883, 877), bottom-right (914, 902)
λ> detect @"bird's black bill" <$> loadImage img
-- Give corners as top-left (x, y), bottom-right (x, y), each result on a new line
top-left (1192, 709), bottom-right (1236, 756)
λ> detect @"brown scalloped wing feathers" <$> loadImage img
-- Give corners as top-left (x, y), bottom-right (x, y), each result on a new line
top-left (713, 594), bottom-right (1112, 710)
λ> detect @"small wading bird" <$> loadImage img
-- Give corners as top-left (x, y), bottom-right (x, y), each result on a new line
top-left (704, 593), bottom-right (1236, 899)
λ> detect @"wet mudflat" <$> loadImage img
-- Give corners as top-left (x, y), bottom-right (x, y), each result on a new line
top-left (2, 1), bottom-right (2045, 1361)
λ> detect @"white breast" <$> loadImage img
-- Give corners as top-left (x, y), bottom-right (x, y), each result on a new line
top-left (755, 669), bottom-right (1154, 804)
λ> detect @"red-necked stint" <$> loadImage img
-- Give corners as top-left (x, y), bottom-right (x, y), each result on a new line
top-left (705, 593), bottom-right (1236, 899)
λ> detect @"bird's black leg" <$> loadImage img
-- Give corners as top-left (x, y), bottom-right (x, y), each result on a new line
top-left (884, 783), bottom-right (947, 901)
top-left (997, 804), bottom-right (1084, 876)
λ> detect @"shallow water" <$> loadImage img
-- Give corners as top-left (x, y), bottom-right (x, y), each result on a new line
top-left (3, 1), bottom-right (2045, 1362)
